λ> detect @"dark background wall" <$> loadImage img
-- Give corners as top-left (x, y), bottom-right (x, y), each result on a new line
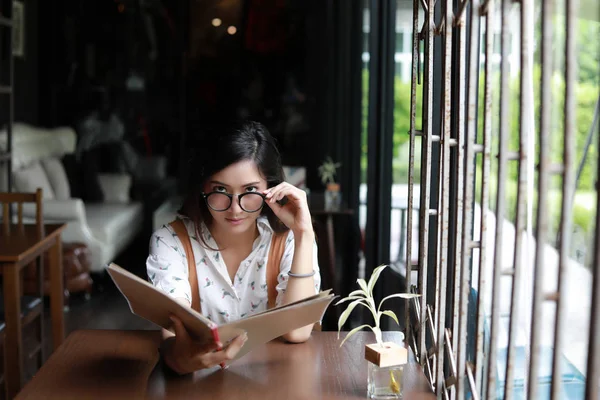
top-left (6, 0), bottom-right (38, 125)
top-left (12, 0), bottom-right (361, 197)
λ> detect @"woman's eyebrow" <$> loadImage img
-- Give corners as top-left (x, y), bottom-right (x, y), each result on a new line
top-left (209, 180), bottom-right (230, 187)
top-left (209, 180), bottom-right (261, 187)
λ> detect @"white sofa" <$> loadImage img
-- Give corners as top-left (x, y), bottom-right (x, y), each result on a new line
top-left (0, 123), bottom-right (143, 272)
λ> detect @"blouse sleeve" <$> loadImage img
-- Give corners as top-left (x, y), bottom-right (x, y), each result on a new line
top-left (146, 224), bottom-right (192, 305)
top-left (275, 230), bottom-right (322, 307)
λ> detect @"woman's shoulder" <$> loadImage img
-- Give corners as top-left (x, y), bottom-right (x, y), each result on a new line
top-left (149, 223), bottom-right (177, 250)
top-left (151, 223), bottom-right (174, 238)
top-left (152, 215), bottom-right (196, 236)
top-left (150, 217), bottom-right (195, 246)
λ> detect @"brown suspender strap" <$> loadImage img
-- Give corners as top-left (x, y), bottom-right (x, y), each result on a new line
top-left (266, 233), bottom-right (287, 309)
top-left (169, 219), bottom-right (201, 312)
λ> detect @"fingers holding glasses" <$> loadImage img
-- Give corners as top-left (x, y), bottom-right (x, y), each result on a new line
top-left (264, 182), bottom-right (306, 205)
top-left (263, 183), bottom-right (313, 234)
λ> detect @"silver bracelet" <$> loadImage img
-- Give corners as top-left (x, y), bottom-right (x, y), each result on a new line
top-left (288, 270), bottom-right (316, 278)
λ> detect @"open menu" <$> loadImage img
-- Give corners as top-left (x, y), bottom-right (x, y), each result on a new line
top-left (106, 263), bottom-right (335, 364)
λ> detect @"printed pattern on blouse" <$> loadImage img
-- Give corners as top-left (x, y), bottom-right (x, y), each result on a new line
top-left (146, 215), bottom-right (321, 325)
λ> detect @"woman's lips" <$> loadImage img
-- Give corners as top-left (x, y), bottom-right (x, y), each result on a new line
top-left (226, 218), bottom-right (245, 225)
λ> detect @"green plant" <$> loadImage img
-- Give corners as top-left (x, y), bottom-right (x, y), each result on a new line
top-left (318, 156), bottom-right (342, 186)
top-left (360, 69), bottom-right (423, 184)
top-left (336, 265), bottom-right (420, 347)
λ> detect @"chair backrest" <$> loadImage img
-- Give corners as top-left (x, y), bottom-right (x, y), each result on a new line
top-left (0, 188), bottom-right (43, 236)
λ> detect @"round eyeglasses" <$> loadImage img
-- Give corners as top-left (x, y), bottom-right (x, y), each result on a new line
top-left (202, 192), bottom-right (266, 213)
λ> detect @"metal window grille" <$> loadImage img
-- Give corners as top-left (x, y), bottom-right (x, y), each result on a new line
top-left (405, 0), bottom-right (599, 399)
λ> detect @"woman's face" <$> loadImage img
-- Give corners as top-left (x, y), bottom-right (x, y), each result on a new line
top-left (203, 159), bottom-right (268, 235)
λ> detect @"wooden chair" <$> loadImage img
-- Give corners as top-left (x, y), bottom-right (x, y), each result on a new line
top-left (0, 189), bottom-right (45, 380)
top-left (1, 190), bottom-right (44, 237)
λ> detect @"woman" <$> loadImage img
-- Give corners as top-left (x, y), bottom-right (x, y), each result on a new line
top-left (147, 120), bottom-right (321, 374)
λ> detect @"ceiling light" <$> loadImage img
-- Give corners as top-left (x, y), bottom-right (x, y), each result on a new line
top-left (227, 26), bottom-right (237, 35)
top-left (212, 18), bottom-right (222, 27)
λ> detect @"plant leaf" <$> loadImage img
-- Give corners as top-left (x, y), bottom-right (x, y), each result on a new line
top-left (338, 299), bottom-right (367, 334)
top-left (381, 310), bottom-right (400, 326)
top-left (367, 264), bottom-right (388, 296)
top-left (335, 296), bottom-right (365, 306)
top-left (339, 324), bottom-right (373, 347)
top-left (378, 293), bottom-right (421, 313)
top-left (357, 278), bottom-right (369, 295)
top-left (348, 289), bottom-right (366, 298)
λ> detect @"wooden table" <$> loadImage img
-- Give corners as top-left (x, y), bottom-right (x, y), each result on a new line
top-left (16, 329), bottom-right (434, 399)
top-left (0, 223), bottom-right (65, 398)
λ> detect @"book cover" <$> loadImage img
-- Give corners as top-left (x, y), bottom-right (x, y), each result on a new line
top-left (106, 263), bottom-right (335, 364)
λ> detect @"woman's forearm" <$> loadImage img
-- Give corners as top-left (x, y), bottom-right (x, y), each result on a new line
top-left (281, 230), bottom-right (318, 342)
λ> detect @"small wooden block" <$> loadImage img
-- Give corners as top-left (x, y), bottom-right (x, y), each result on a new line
top-left (364, 342), bottom-right (408, 368)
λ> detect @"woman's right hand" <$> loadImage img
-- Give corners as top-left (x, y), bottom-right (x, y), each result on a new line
top-left (161, 315), bottom-right (248, 375)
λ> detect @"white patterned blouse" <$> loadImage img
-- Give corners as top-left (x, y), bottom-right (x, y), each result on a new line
top-left (146, 215), bottom-right (322, 325)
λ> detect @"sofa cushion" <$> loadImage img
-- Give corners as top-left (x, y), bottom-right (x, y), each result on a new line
top-left (85, 202), bottom-right (143, 245)
top-left (13, 161), bottom-right (55, 199)
top-left (41, 157), bottom-right (71, 200)
top-left (98, 174), bottom-right (131, 204)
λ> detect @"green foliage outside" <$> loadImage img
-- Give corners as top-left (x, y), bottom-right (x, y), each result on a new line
top-left (361, 69), bottom-right (423, 183)
top-left (360, 16), bottom-right (599, 259)
top-left (478, 17), bottom-right (600, 252)
top-left (473, 65), bottom-right (599, 242)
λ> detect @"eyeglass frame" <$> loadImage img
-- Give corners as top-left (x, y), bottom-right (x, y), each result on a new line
top-left (201, 191), bottom-right (267, 213)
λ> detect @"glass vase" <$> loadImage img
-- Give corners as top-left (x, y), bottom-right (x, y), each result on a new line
top-left (324, 183), bottom-right (341, 211)
top-left (367, 361), bottom-right (404, 399)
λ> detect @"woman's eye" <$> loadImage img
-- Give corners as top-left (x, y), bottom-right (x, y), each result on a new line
top-left (245, 186), bottom-right (258, 193)
top-left (213, 186), bottom-right (227, 193)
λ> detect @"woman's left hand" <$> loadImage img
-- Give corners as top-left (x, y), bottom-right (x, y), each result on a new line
top-left (263, 183), bottom-right (313, 235)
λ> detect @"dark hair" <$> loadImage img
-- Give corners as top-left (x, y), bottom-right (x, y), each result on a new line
top-left (180, 120), bottom-right (288, 249)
